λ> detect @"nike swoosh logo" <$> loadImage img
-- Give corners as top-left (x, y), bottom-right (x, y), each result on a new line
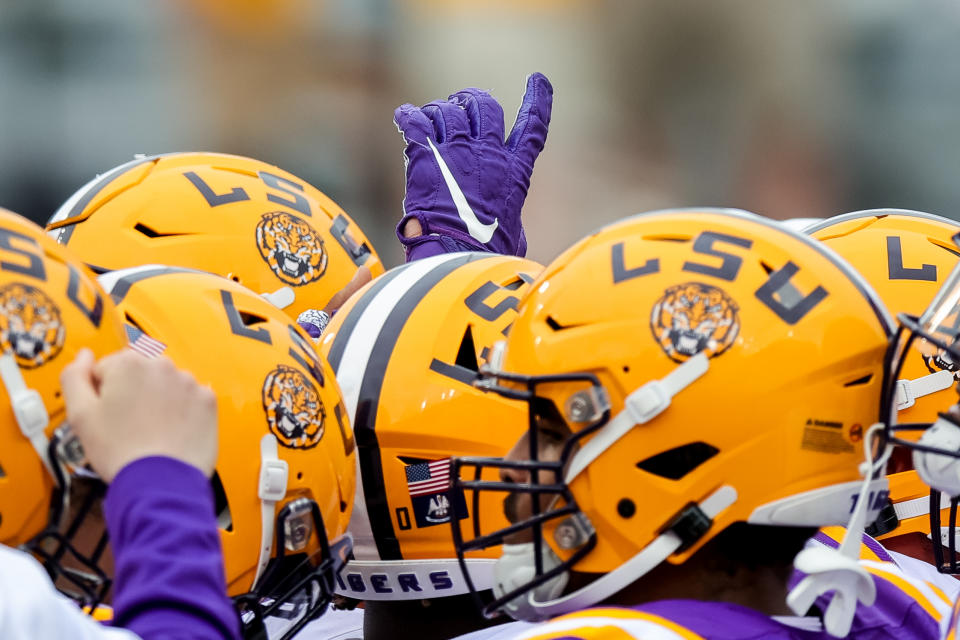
top-left (428, 138), bottom-right (499, 244)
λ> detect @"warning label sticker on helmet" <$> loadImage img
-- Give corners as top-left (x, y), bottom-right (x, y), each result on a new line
top-left (801, 418), bottom-right (855, 454)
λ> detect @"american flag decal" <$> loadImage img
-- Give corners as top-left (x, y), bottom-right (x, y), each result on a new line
top-left (405, 458), bottom-right (453, 496)
top-left (124, 324), bottom-right (166, 358)
top-left (404, 458), bottom-right (468, 528)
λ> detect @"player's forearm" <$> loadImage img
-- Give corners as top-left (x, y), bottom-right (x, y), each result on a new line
top-left (105, 456), bottom-right (240, 640)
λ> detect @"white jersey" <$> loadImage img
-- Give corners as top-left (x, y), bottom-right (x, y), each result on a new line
top-left (0, 545), bottom-right (138, 640)
top-left (269, 605), bottom-right (363, 640)
top-left (887, 549), bottom-right (960, 602)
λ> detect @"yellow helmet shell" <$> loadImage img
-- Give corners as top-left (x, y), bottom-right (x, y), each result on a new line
top-left (99, 266), bottom-right (354, 596)
top-left (319, 252), bottom-right (541, 599)
top-left (46, 152), bottom-right (384, 320)
top-left (499, 209), bottom-right (893, 573)
top-left (0, 208), bottom-right (127, 546)
top-left (808, 209), bottom-right (960, 539)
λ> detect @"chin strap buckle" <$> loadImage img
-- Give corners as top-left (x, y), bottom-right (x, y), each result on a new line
top-left (0, 352), bottom-right (52, 476)
top-left (895, 370), bottom-right (954, 410)
top-left (564, 353), bottom-right (709, 484)
top-left (253, 435), bottom-right (289, 590)
top-left (625, 352), bottom-right (709, 424)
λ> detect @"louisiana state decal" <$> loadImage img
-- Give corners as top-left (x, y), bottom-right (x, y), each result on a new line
top-left (0, 283), bottom-right (66, 368)
top-left (262, 364), bottom-right (326, 449)
top-left (650, 282), bottom-right (740, 362)
top-left (256, 211), bottom-right (328, 286)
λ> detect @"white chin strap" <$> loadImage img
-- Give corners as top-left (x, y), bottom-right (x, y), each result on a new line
top-left (252, 434), bottom-right (289, 590)
top-left (934, 527), bottom-right (960, 547)
top-left (496, 353), bottom-right (715, 622)
top-left (499, 485), bottom-right (738, 622)
top-left (787, 423), bottom-right (890, 638)
top-left (892, 492), bottom-right (951, 522)
top-left (894, 370), bottom-right (954, 410)
top-left (565, 353), bottom-right (709, 483)
top-left (0, 352), bottom-right (53, 477)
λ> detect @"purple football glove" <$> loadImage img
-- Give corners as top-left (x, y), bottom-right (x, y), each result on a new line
top-left (394, 72), bottom-right (553, 260)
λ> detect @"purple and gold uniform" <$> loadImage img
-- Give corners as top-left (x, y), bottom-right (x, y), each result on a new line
top-left (500, 556), bottom-right (950, 640)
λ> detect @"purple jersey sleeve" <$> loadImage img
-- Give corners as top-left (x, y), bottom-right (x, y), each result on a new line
top-left (104, 456), bottom-right (240, 640)
top-left (403, 235), bottom-right (481, 262)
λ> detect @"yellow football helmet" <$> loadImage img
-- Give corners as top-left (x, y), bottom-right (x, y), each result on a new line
top-left (806, 210), bottom-right (960, 545)
top-left (316, 252), bottom-right (541, 601)
top-left (451, 209), bottom-right (896, 620)
top-left (46, 152), bottom-right (384, 319)
top-left (0, 208), bottom-right (128, 606)
top-left (97, 266), bottom-right (355, 638)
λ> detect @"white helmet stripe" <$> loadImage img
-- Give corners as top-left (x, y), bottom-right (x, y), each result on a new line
top-left (327, 252), bottom-right (494, 562)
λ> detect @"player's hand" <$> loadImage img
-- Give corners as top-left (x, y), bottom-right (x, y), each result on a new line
top-left (297, 265), bottom-right (373, 338)
top-left (60, 348), bottom-right (218, 482)
top-left (394, 72), bottom-right (553, 258)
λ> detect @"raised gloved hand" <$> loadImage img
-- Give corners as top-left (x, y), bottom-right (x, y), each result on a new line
top-left (394, 72), bottom-right (553, 260)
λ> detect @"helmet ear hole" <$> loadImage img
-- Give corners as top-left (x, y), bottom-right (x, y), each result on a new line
top-left (636, 442), bottom-right (719, 481)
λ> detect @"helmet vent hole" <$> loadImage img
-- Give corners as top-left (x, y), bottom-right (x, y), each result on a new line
top-left (84, 263), bottom-right (109, 275)
top-left (133, 223), bottom-right (186, 239)
top-left (502, 275), bottom-right (532, 291)
top-left (843, 374), bottom-right (873, 387)
top-left (637, 442), bottom-right (719, 480)
top-left (622, 365), bottom-right (630, 373)
top-left (617, 498), bottom-right (635, 519)
top-left (643, 234), bottom-right (691, 243)
top-left (124, 313), bottom-right (145, 331)
top-left (930, 239), bottom-right (960, 258)
top-left (296, 471), bottom-right (303, 480)
top-left (546, 316), bottom-right (578, 332)
top-left (0, 461), bottom-right (5, 478)
top-left (240, 311), bottom-right (268, 327)
top-left (211, 471), bottom-right (233, 532)
top-left (455, 326), bottom-right (480, 372)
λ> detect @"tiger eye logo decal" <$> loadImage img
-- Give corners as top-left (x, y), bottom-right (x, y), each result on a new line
top-left (262, 364), bottom-right (326, 449)
top-left (256, 211), bottom-right (328, 287)
top-left (0, 283), bottom-right (65, 368)
top-left (650, 282), bottom-right (740, 363)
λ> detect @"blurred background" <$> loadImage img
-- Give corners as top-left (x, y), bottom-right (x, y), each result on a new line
top-left (1, 0), bottom-right (957, 266)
